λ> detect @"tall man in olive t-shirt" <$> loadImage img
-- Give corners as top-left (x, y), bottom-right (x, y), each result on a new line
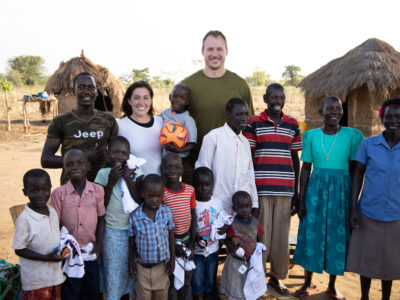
top-left (181, 30), bottom-right (254, 182)
top-left (41, 72), bottom-right (118, 184)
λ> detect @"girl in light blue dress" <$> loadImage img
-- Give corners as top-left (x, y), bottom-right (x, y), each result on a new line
top-left (293, 96), bottom-right (364, 299)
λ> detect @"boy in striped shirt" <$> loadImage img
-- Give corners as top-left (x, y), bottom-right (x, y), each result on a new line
top-left (161, 152), bottom-right (196, 299)
top-left (244, 83), bottom-right (302, 295)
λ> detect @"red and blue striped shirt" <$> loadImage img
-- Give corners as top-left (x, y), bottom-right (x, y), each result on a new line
top-left (244, 110), bottom-right (302, 196)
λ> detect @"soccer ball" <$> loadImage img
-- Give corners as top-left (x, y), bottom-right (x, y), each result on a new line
top-left (159, 122), bottom-right (188, 148)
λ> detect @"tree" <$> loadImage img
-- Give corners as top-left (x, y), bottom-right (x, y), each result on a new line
top-left (132, 68), bottom-right (150, 82)
top-left (245, 69), bottom-right (270, 87)
top-left (0, 80), bottom-right (12, 131)
top-left (282, 65), bottom-right (304, 86)
top-left (7, 55), bottom-right (46, 86)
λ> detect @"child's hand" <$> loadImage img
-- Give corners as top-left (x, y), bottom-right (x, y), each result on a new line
top-left (108, 162), bottom-right (124, 186)
top-left (167, 259), bottom-right (175, 275)
top-left (129, 259), bottom-right (136, 277)
top-left (86, 143), bottom-right (105, 164)
top-left (164, 142), bottom-right (182, 153)
top-left (217, 224), bottom-right (229, 235)
top-left (47, 249), bottom-right (65, 262)
top-left (175, 244), bottom-right (185, 258)
top-left (89, 246), bottom-right (101, 260)
top-left (123, 166), bottom-right (137, 182)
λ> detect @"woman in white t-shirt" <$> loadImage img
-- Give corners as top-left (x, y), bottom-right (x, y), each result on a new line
top-left (118, 81), bottom-right (163, 175)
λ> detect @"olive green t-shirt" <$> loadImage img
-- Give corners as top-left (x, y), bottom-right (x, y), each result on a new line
top-left (181, 69), bottom-right (254, 160)
top-left (47, 110), bottom-right (118, 184)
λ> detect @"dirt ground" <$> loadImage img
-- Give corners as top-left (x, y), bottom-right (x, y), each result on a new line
top-left (0, 120), bottom-right (399, 300)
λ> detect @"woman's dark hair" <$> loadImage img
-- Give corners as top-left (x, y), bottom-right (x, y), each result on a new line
top-left (318, 96), bottom-right (342, 115)
top-left (381, 98), bottom-right (400, 120)
top-left (121, 81), bottom-right (154, 117)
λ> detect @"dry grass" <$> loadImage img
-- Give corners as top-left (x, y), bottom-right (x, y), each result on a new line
top-left (152, 86), bottom-right (305, 121)
top-left (0, 84), bottom-right (305, 135)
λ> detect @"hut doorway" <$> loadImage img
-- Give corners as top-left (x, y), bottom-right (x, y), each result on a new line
top-left (95, 92), bottom-right (113, 112)
top-left (339, 98), bottom-right (348, 127)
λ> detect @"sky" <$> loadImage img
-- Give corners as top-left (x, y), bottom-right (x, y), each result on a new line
top-left (1, 0), bottom-right (400, 82)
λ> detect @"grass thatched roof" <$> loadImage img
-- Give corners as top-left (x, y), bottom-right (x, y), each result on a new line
top-left (45, 51), bottom-right (124, 99)
top-left (299, 38), bottom-right (400, 100)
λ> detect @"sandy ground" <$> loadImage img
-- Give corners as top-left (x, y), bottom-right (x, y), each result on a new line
top-left (0, 121), bottom-right (399, 300)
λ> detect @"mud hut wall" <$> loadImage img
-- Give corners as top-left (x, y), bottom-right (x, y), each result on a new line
top-left (57, 94), bottom-right (77, 114)
top-left (304, 96), bottom-right (323, 130)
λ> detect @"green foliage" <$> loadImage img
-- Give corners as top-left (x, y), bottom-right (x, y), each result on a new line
top-left (151, 76), bottom-right (174, 88)
top-left (132, 67), bottom-right (150, 82)
top-left (282, 65), bottom-right (304, 86)
top-left (246, 69), bottom-right (270, 87)
top-left (0, 80), bottom-right (13, 92)
top-left (7, 55), bottom-right (46, 86)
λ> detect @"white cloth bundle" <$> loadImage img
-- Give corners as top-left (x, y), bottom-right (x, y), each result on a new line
top-left (243, 242), bottom-right (267, 300)
top-left (121, 154), bottom-right (146, 214)
top-left (210, 209), bottom-right (234, 240)
top-left (60, 226), bottom-right (84, 278)
top-left (173, 244), bottom-right (196, 290)
top-left (81, 243), bottom-right (96, 261)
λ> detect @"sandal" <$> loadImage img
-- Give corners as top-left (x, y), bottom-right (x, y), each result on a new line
top-left (268, 279), bottom-right (290, 295)
top-left (326, 289), bottom-right (346, 300)
top-left (294, 284), bottom-right (317, 298)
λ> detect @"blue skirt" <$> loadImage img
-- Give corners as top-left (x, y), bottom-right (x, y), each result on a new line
top-left (99, 228), bottom-right (136, 298)
top-left (293, 168), bottom-right (351, 275)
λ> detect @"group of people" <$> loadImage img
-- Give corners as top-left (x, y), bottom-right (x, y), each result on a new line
top-left (11, 30), bottom-right (400, 300)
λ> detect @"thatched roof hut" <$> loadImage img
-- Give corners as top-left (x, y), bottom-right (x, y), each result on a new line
top-left (45, 51), bottom-right (124, 117)
top-left (299, 38), bottom-right (400, 136)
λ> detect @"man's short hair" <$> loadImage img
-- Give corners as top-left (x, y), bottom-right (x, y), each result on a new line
top-left (202, 30), bottom-right (227, 49)
top-left (265, 83), bottom-right (284, 100)
top-left (73, 72), bottom-right (96, 90)
top-left (226, 98), bottom-right (246, 113)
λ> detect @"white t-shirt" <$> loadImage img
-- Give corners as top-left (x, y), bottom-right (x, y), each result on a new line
top-left (118, 115), bottom-right (163, 175)
top-left (194, 196), bottom-right (223, 257)
top-left (12, 204), bottom-right (65, 291)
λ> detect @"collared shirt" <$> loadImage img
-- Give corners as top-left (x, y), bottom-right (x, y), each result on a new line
top-left (356, 132), bottom-right (400, 221)
top-left (51, 180), bottom-right (106, 246)
top-left (129, 204), bottom-right (174, 264)
top-left (12, 204), bottom-right (65, 290)
top-left (244, 110), bottom-right (302, 197)
top-left (196, 123), bottom-right (258, 214)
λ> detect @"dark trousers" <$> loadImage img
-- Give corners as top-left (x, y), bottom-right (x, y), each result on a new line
top-left (168, 270), bottom-right (192, 300)
top-left (61, 260), bottom-right (100, 300)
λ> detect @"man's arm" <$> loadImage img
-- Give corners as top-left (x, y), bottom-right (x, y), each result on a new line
top-left (41, 138), bottom-right (63, 168)
top-left (291, 151), bottom-right (300, 215)
top-left (195, 134), bottom-right (216, 169)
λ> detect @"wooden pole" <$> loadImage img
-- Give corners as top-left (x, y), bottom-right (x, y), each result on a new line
top-left (23, 100), bottom-right (28, 132)
top-left (4, 90), bottom-right (11, 131)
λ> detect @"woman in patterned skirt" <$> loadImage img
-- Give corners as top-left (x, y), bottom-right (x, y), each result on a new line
top-left (293, 96), bottom-right (364, 299)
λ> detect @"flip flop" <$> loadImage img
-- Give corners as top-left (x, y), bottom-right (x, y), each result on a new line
top-left (268, 279), bottom-right (290, 295)
top-left (294, 284), bottom-right (317, 298)
top-left (326, 290), bottom-right (346, 300)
